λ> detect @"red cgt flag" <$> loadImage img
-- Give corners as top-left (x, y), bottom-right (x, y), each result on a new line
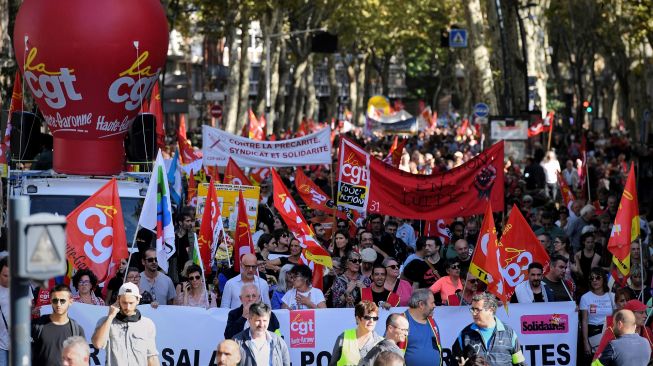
top-left (66, 179), bottom-right (128, 282)
top-left (608, 163), bottom-right (639, 276)
top-left (187, 169), bottom-right (197, 207)
top-left (497, 205), bottom-right (551, 301)
top-left (197, 177), bottom-right (221, 274)
top-left (468, 203), bottom-right (507, 304)
top-left (233, 190), bottom-right (255, 271)
top-left (224, 157), bottom-right (252, 186)
top-left (272, 169), bottom-right (332, 268)
top-left (557, 172), bottom-right (576, 209)
top-left (148, 81), bottom-right (165, 149)
top-left (295, 168), bottom-right (360, 223)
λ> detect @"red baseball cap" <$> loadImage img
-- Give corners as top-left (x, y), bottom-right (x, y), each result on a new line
top-left (624, 299), bottom-right (647, 312)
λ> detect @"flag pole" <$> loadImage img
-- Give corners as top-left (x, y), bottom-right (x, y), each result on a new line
top-left (584, 151), bottom-right (591, 203)
top-left (123, 224), bottom-right (142, 283)
top-left (193, 232), bottom-right (211, 308)
top-left (546, 114), bottom-right (554, 151)
top-left (640, 237), bottom-right (645, 302)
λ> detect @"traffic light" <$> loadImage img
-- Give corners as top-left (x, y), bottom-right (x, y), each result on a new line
top-left (583, 100), bottom-right (593, 113)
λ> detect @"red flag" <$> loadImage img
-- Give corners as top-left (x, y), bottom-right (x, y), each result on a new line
top-left (423, 219), bottom-right (453, 246)
top-left (204, 165), bottom-right (220, 183)
top-left (234, 190), bottom-right (255, 271)
top-left (272, 169), bottom-right (332, 268)
top-left (148, 82), bottom-right (166, 149)
top-left (557, 172), bottom-right (576, 208)
top-left (248, 109), bottom-right (265, 141)
top-left (187, 169), bottom-right (197, 207)
top-left (295, 168), bottom-right (359, 223)
top-left (297, 118), bottom-right (309, 137)
top-left (249, 167), bottom-right (271, 185)
top-left (497, 205), bottom-right (551, 301)
top-left (197, 177), bottom-right (221, 274)
top-left (224, 157), bottom-right (252, 185)
top-left (608, 163), bottom-right (639, 276)
top-left (468, 203), bottom-right (506, 302)
top-left (66, 179), bottom-right (128, 282)
top-left (527, 112), bottom-right (553, 138)
top-left (178, 114), bottom-right (188, 141)
top-left (337, 138), bottom-right (504, 220)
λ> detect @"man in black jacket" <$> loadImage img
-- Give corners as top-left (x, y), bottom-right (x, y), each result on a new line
top-left (224, 283), bottom-right (279, 339)
top-left (32, 285), bottom-right (85, 366)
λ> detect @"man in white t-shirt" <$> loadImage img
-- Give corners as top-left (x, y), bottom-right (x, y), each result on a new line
top-left (281, 265), bottom-right (326, 309)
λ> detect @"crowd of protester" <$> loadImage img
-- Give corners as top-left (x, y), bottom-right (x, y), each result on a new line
top-left (0, 120), bottom-right (650, 365)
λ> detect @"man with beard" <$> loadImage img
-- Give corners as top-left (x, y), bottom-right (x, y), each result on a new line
top-left (360, 265), bottom-right (391, 309)
top-left (511, 262), bottom-right (554, 303)
top-left (402, 237), bottom-right (445, 289)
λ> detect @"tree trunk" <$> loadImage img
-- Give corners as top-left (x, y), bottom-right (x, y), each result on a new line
top-left (356, 53), bottom-right (369, 126)
top-left (326, 54), bottom-right (338, 121)
top-left (502, 0), bottom-right (525, 114)
top-left (237, 20), bottom-right (251, 133)
top-left (524, 1), bottom-right (550, 114)
top-left (254, 6), bottom-right (281, 135)
top-left (224, 9), bottom-right (241, 133)
top-left (275, 39), bottom-right (288, 133)
top-left (346, 54), bottom-right (358, 124)
top-left (465, 0), bottom-right (498, 114)
top-left (286, 57), bottom-right (309, 131)
top-left (305, 54), bottom-right (317, 121)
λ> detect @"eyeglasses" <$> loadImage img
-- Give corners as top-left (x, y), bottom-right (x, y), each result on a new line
top-left (389, 324), bottom-right (409, 333)
top-left (386, 265), bottom-right (399, 270)
top-left (467, 279), bottom-right (478, 284)
top-left (589, 276), bottom-right (602, 281)
top-left (51, 298), bottom-right (67, 305)
top-left (145, 257), bottom-right (158, 263)
top-left (349, 259), bottom-right (361, 264)
top-left (126, 275), bottom-right (139, 280)
top-left (362, 315), bottom-right (379, 321)
top-left (243, 264), bottom-right (258, 270)
top-left (281, 233), bottom-right (289, 238)
top-left (78, 280), bottom-right (91, 285)
top-left (469, 307), bottom-right (484, 314)
top-left (190, 275), bottom-right (202, 280)
top-left (449, 264), bottom-right (460, 269)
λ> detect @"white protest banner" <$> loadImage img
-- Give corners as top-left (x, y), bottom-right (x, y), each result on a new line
top-left (60, 301), bottom-right (576, 366)
top-left (202, 125), bottom-right (332, 168)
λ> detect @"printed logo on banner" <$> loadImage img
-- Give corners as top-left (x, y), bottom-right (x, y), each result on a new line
top-left (337, 139), bottom-right (369, 210)
top-left (521, 314), bottom-right (569, 334)
top-left (290, 310), bottom-right (316, 348)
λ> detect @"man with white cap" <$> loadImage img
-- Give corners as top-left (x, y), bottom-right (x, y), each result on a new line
top-left (92, 282), bottom-right (159, 366)
top-left (360, 248), bottom-right (377, 280)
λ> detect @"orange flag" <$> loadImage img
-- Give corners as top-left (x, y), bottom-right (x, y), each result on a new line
top-left (272, 169), bottom-right (332, 268)
top-left (469, 203), bottom-right (505, 302)
top-left (178, 114), bottom-right (188, 141)
top-left (148, 81), bottom-right (165, 149)
top-left (233, 190), bottom-right (255, 271)
top-left (65, 179), bottom-right (128, 282)
top-left (224, 157), bottom-right (252, 185)
top-left (608, 163), bottom-right (639, 276)
top-left (557, 172), bottom-right (576, 208)
top-left (197, 177), bottom-right (221, 274)
top-left (249, 167), bottom-right (271, 185)
top-left (294, 168), bottom-right (359, 223)
top-left (248, 109), bottom-right (265, 141)
top-left (187, 169), bottom-right (197, 207)
top-left (497, 205), bottom-right (551, 301)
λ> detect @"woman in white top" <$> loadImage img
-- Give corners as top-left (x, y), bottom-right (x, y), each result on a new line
top-left (175, 263), bottom-right (215, 308)
top-left (579, 267), bottom-right (614, 358)
top-left (281, 264), bottom-right (327, 310)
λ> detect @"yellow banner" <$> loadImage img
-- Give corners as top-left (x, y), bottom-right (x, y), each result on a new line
top-left (197, 183), bottom-right (260, 233)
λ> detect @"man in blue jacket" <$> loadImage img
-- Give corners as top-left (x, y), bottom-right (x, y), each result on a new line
top-left (233, 302), bottom-right (290, 366)
top-left (452, 292), bottom-right (526, 366)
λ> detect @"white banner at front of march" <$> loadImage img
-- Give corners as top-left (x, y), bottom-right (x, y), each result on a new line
top-left (62, 301), bottom-right (576, 366)
top-left (202, 125), bottom-right (332, 168)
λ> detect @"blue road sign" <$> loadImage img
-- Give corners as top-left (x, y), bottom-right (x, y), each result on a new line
top-left (474, 103), bottom-right (489, 118)
top-left (449, 29), bottom-right (468, 48)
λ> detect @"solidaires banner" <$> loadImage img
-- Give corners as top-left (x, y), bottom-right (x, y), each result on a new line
top-left (202, 125), bottom-right (332, 168)
top-left (61, 301), bottom-right (576, 366)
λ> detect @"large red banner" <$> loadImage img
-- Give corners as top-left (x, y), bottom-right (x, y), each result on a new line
top-left (337, 138), bottom-right (504, 220)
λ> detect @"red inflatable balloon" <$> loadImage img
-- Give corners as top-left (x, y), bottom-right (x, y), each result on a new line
top-left (14, 0), bottom-right (168, 175)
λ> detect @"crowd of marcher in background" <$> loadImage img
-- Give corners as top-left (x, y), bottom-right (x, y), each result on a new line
top-left (0, 119), bottom-right (650, 365)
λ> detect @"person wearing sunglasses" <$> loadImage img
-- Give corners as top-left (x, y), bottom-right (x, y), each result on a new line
top-left (452, 292), bottom-right (525, 366)
top-left (175, 264), bottom-right (214, 308)
top-left (358, 313), bottom-right (409, 366)
top-left (331, 252), bottom-right (372, 308)
top-left (448, 274), bottom-right (483, 306)
top-left (329, 301), bottom-right (383, 366)
top-left (580, 267), bottom-right (614, 360)
top-left (32, 285), bottom-right (85, 366)
top-left (139, 248), bottom-right (177, 305)
top-left (71, 268), bottom-right (105, 306)
top-left (382, 257), bottom-right (412, 307)
top-left (429, 259), bottom-right (463, 305)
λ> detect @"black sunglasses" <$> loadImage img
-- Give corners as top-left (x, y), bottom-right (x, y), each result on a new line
top-left (145, 257), bottom-right (158, 263)
top-left (362, 315), bottom-right (379, 321)
top-left (386, 265), bottom-right (400, 270)
top-left (51, 298), bottom-right (67, 305)
top-left (190, 275), bottom-right (202, 280)
top-left (349, 258), bottom-right (361, 264)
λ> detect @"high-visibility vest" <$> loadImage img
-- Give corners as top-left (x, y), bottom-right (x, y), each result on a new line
top-left (337, 328), bottom-right (360, 366)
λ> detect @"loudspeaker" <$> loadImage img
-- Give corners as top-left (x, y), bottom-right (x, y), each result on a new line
top-left (126, 113), bottom-right (156, 162)
top-left (311, 32), bottom-right (338, 53)
top-left (9, 111), bottom-right (42, 161)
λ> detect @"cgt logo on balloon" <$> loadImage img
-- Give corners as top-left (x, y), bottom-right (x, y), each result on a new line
top-left (289, 310), bottom-right (316, 348)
